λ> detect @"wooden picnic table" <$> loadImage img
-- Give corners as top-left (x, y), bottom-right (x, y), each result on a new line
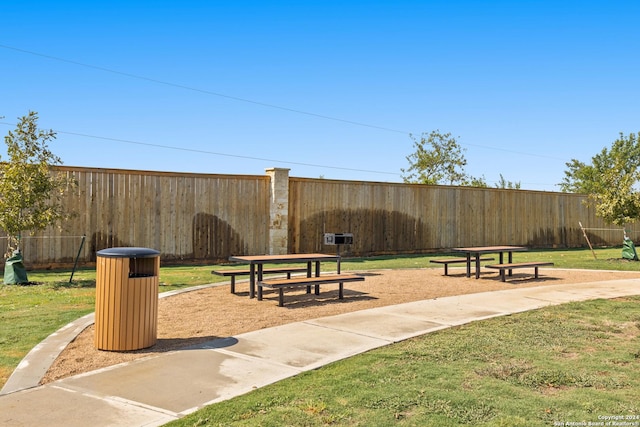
top-left (228, 253), bottom-right (340, 298)
top-left (452, 246), bottom-right (528, 279)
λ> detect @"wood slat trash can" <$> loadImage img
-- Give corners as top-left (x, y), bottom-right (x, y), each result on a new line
top-left (95, 247), bottom-right (160, 351)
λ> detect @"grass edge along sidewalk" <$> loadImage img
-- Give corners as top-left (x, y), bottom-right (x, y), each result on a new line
top-left (167, 296), bottom-right (640, 427)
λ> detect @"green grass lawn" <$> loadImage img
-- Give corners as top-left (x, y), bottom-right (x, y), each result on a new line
top-left (1, 247), bottom-right (639, 425)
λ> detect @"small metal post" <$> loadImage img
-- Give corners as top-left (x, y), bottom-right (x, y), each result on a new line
top-left (69, 234), bottom-right (86, 283)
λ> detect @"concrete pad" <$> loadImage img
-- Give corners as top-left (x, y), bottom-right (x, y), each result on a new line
top-left (372, 297), bottom-right (504, 326)
top-left (215, 322), bottom-right (390, 370)
top-left (514, 286), bottom-right (606, 304)
top-left (469, 281), bottom-right (639, 308)
top-left (0, 384), bottom-right (176, 427)
top-left (529, 280), bottom-right (640, 304)
top-left (554, 280), bottom-right (640, 299)
top-left (306, 310), bottom-right (450, 342)
top-left (59, 348), bottom-right (300, 415)
top-left (441, 290), bottom-right (555, 314)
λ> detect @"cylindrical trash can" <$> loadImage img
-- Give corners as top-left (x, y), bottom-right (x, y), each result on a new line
top-left (95, 247), bottom-right (160, 351)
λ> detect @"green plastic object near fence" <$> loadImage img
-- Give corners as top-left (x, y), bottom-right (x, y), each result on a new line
top-left (622, 237), bottom-right (638, 261)
top-left (3, 251), bottom-right (29, 284)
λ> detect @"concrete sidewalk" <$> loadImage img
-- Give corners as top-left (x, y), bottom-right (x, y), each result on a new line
top-left (1, 278), bottom-right (639, 427)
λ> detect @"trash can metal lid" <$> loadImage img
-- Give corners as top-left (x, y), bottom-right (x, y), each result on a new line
top-left (97, 247), bottom-right (160, 258)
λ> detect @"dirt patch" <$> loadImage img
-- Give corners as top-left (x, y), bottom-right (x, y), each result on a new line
top-left (41, 267), bottom-right (640, 384)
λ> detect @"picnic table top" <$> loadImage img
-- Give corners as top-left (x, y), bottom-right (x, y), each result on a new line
top-left (229, 253), bottom-right (339, 263)
top-left (452, 246), bottom-right (528, 254)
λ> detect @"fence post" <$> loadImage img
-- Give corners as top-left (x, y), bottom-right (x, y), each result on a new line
top-left (265, 168), bottom-right (290, 255)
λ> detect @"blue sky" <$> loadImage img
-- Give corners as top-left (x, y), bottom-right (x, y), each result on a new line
top-left (2, 1), bottom-right (639, 191)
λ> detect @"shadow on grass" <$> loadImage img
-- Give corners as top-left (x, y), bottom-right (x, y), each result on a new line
top-left (52, 280), bottom-right (96, 289)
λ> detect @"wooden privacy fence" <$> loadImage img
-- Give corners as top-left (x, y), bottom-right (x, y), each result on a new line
top-left (1, 166), bottom-right (271, 268)
top-left (288, 178), bottom-right (622, 255)
top-left (0, 166), bottom-right (625, 268)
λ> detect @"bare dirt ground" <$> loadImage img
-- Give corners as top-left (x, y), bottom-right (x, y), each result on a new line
top-left (41, 267), bottom-right (640, 385)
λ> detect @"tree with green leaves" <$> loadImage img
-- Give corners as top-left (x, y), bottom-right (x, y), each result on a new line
top-left (559, 132), bottom-right (640, 227)
top-left (401, 130), bottom-right (487, 187)
top-left (495, 174), bottom-right (521, 189)
top-left (0, 112), bottom-right (76, 281)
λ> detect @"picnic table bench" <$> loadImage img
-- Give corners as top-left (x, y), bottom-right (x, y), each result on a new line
top-left (485, 261), bottom-right (554, 282)
top-left (258, 274), bottom-right (365, 307)
top-left (212, 266), bottom-right (308, 294)
top-left (430, 257), bottom-right (494, 276)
